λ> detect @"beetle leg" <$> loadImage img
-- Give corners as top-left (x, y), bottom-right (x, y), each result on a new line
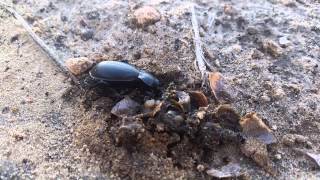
top-left (120, 60), bottom-right (129, 64)
top-left (84, 76), bottom-right (99, 88)
top-left (100, 80), bottom-right (111, 86)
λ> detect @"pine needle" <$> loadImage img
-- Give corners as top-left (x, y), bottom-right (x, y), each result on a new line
top-left (0, 2), bottom-right (79, 85)
top-left (191, 5), bottom-right (214, 79)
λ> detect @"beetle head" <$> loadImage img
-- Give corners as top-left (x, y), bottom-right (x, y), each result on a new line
top-left (138, 71), bottom-right (160, 89)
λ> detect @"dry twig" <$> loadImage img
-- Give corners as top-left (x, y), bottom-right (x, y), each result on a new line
top-left (191, 5), bottom-right (214, 79)
top-left (0, 2), bottom-right (79, 84)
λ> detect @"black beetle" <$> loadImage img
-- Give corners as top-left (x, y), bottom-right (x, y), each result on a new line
top-left (88, 61), bottom-right (160, 89)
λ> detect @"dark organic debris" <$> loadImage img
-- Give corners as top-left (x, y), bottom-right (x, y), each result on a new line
top-left (111, 97), bottom-right (140, 117)
top-left (10, 34), bottom-right (19, 43)
top-left (198, 122), bottom-right (244, 149)
top-left (206, 163), bottom-right (243, 178)
top-left (215, 104), bottom-right (241, 131)
top-left (161, 110), bottom-right (185, 132)
top-left (114, 120), bottom-right (145, 149)
top-left (240, 113), bottom-right (276, 145)
top-left (92, 97), bottom-right (113, 112)
top-left (79, 55), bottom-right (274, 177)
top-left (241, 138), bottom-right (276, 176)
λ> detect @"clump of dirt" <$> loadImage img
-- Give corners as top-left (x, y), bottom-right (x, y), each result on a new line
top-left (70, 69), bottom-right (250, 179)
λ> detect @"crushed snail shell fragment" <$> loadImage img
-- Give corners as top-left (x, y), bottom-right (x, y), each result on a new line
top-left (206, 163), bottom-right (243, 178)
top-left (208, 72), bottom-right (235, 103)
top-left (111, 97), bottom-right (141, 117)
top-left (240, 112), bottom-right (277, 145)
top-left (215, 104), bottom-right (241, 131)
top-left (189, 91), bottom-right (208, 108)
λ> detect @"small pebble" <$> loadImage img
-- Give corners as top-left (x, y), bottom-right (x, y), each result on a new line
top-left (272, 87), bottom-right (285, 100)
top-left (133, 51), bottom-right (141, 59)
top-left (260, 94), bottom-right (271, 102)
top-left (280, 0), bottom-right (296, 6)
top-left (10, 34), bottom-right (19, 43)
top-left (2, 106), bottom-right (10, 114)
top-left (11, 107), bottom-right (19, 114)
top-left (86, 11), bottom-right (100, 20)
top-left (247, 27), bottom-right (259, 35)
top-left (275, 154), bottom-right (282, 160)
top-left (251, 49), bottom-right (263, 59)
top-left (12, 131), bottom-right (26, 141)
top-left (279, 36), bottom-right (290, 47)
top-left (262, 39), bottom-right (283, 57)
top-left (292, 56), bottom-right (318, 72)
top-left (173, 115), bottom-right (184, 122)
top-left (144, 99), bottom-right (156, 109)
top-left (81, 29), bottom-right (94, 41)
top-left (156, 123), bottom-right (165, 132)
top-left (282, 134), bottom-right (309, 146)
top-left (197, 164), bottom-right (205, 172)
top-left (196, 111), bottom-right (206, 120)
top-left (65, 57), bottom-right (93, 76)
top-left (306, 141), bottom-right (313, 149)
top-left (143, 48), bottom-right (154, 56)
top-left (111, 97), bottom-right (140, 117)
top-left (223, 4), bottom-right (237, 16)
top-left (133, 6), bottom-right (160, 27)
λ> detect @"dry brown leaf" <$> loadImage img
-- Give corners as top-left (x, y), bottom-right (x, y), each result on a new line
top-left (240, 112), bottom-right (276, 144)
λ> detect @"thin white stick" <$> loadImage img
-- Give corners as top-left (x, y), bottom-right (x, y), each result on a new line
top-left (191, 5), bottom-right (207, 78)
top-left (0, 2), bottom-right (79, 84)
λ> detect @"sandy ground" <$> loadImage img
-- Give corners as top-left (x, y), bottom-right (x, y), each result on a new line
top-left (0, 15), bottom-right (106, 179)
top-left (1, 0), bottom-right (320, 179)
